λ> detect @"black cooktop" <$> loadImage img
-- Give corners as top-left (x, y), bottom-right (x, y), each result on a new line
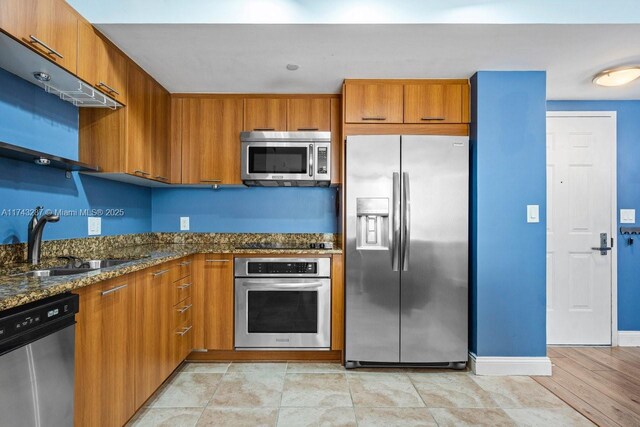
top-left (236, 242), bottom-right (334, 250)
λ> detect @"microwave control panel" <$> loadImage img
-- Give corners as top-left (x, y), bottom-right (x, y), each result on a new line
top-left (317, 147), bottom-right (328, 174)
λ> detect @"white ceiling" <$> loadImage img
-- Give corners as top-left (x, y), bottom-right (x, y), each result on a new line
top-left (96, 24), bottom-right (640, 99)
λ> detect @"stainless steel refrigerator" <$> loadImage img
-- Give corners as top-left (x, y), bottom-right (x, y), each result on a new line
top-left (345, 135), bottom-right (468, 368)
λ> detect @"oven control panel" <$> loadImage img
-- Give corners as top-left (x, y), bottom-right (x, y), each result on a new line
top-left (248, 262), bottom-right (317, 275)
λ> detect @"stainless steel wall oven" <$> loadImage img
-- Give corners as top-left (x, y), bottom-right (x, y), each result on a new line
top-left (234, 257), bottom-right (331, 350)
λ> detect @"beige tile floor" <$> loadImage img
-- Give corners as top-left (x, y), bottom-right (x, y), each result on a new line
top-left (128, 362), bottom-right (593, 427)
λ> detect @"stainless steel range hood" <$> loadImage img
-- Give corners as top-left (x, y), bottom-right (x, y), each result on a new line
top-left (0, 30), bottom-right (122, 109)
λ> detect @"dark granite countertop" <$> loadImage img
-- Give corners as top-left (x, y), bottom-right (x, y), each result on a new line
top-left (0, 243), bottom-right (341, 311)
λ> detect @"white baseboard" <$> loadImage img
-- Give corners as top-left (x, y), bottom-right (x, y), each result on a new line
top-left (618, 331), bottom-right (640, 347)
top-left (469, 353), bottom-right (552, 376)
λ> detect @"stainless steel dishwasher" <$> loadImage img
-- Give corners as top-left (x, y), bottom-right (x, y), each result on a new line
top-left (0, 293), bottom-right (79, 427)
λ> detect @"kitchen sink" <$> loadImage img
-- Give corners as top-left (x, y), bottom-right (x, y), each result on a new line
top-left (84, 259), bottom-right (136, 268)
top-left (21, 267), bottom-right (98, 277)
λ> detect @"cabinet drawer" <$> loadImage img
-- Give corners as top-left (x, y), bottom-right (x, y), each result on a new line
top-left (173, 276), bottom-right (193, 306)
top-left (173, 297), bottom-right (193, 330)
top-left (170, 257), bottom-right (193, 282)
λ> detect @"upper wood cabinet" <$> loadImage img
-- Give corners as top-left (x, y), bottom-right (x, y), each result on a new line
top-left (287, 98), bottom-right (331, 131)
top-left (74, 275), bottom-right (135, 427)
top-left (180, 98), bottom-right (244, 185)
top-left (404, 83), bottom-right (464, 124)
top-left (0, 0), bottom-right (78, 74)
top-left (344, 83), bottom-right (404, 123)
top-left (77, 21), bottom-right (128, 104)
top-left (80, 64), bottom-right (170, 183)
top-left (343, 79), bottom-right (470, 129)
top-left (244, 98), bottom-right (287, 131)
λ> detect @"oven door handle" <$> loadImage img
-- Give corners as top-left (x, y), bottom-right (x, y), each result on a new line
top-left (240, 281), bottom-right (324, 289)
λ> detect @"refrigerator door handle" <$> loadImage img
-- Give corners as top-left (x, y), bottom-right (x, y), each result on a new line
top-left (391, 172), bottom-right (400, 271)
top-left (402, 172), bottom-right (410, 271)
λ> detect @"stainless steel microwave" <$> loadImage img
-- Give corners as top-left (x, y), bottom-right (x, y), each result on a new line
top-left (240, 131), bottom-right (331, 186)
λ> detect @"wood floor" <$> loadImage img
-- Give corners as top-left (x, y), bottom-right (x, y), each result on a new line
top-left (533, 346), bottom-right (640, 426)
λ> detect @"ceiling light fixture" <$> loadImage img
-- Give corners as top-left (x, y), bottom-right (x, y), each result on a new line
top-left (286, 64), bottom-right (299, 71)
top-left (593, 66), bottom-right (640, 87)
top-left (33, 71), bottom-right (51, 82)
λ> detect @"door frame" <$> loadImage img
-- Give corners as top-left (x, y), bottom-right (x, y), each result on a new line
top-left (546, 111), bottom-right (618, 346)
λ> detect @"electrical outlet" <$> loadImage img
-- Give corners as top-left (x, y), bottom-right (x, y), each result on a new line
top-left (180, 217), bottom-right (190, 231)
top-left (527, 205), bottom-right (540, 223)
top-left (88, 217), bottom-right (101, 235)
top-left (620, 209), bottom-right (636, 224)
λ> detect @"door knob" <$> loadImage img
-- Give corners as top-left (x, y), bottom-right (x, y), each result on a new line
top-left (591, 233), bottom-right (613, 255)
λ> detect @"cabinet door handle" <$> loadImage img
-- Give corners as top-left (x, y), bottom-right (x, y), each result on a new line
top-left (101, 284), bottom-right (127, 296)
top-left (253, 128), bottom-right (275, 131)
top-left (176, 325), bottom-right (192, 336)
top-left (361, 116), bottom-right (386, 121)
top-left (205, 259), bottom-right (229, 263)
top-left (152, 269), bottom-right (170, 276)
top-left (178, 261), bottom-right (192, 266)
top-left (200, 179), bottom-right (221, 183)
top-left (134, 170), bottom-right (150, 176)
top-left (420, 117), bottom-right (445, 121)
top-left (29, 35), bottom-right (63, 58)
top-left (155, 176), bottom-right (168, 181)
top-left (177, 283), bottom-right (192, 290)
top-left (297, 128), bottom-right (319, 131)
top-left (97, 81), bottom-right (120, 95)
top-left (177, 304), bottom-right (192, 314)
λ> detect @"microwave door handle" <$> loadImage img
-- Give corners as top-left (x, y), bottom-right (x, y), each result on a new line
top-left (241, 281), bottom-right (323, 289)
top-left (309, 144), bottom-right (314, 177)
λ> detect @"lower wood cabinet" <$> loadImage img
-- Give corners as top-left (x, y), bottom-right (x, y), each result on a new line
top-left (201, 254), bottom-right (234, 350)
top-left (74, 274), bottom-right (136, 427)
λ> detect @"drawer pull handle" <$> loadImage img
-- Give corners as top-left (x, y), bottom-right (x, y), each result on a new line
top-left (134, 170), bottom-right (150, 176)
top-left (152, 269), bottom-right (170, 276)
top-left (101, 284), bottom-right (127, 296)
top-left (200, 179), bottom-right (221, 183)
top-left (155, 175), bottom-right (169, 181)
top-left (97, 81), bottom-right (120, 95)
top-left (420, 117), bottom-right (445, 121)
top-left (29, 35), bottom-right (63, 58)
top-left (177, 304), bottom-right (192, 314)
top-left (178, 261), bottom-right (192, 266)
top-left (176, 325), bottom-right (192, 336)
top-left (297, 128), bottom-right (319, 131)
top-left (253, 128), bottom-right (275, 131)
top-left (205, 259), bottom-right (229, 263)
top-left (177, 283), bottom-right (192, 290)
top-left (362, 116), bottom-right (386, 121)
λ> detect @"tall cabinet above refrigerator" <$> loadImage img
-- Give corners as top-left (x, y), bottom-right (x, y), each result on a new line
top-left (345, 134), bottom-right (469, 368)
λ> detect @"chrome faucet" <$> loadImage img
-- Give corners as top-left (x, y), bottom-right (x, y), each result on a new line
top-left (27, 206), bottom-right (60, 264)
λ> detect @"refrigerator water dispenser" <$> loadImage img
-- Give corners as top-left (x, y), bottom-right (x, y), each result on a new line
top-left (356, 198), bottom-right (389, 250)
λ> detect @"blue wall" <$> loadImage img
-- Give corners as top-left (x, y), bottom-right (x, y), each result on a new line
top-left (0, 68), bottom-right (151, 244)
top-left (152, 187), bottom-right (338, 233)
top-left (547, 100), bottom-right (640, 332)
top-left (470, 71), bottom-right (548, 357)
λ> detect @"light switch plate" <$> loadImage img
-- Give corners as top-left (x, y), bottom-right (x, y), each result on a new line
top-left (88, 217), bottom-right (101, 236)
top-left (180, 217), bottom-right (190, 231)
top-left (620, 209), bottom-right (636, 224)
top-left (527, 205), bottom-right (540, 223)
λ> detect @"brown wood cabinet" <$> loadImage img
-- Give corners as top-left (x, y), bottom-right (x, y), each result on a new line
top-left (77, 20), bottom-right (128, 104)
top-left (244, 98), bottom-right (287, 131)
top-left (0, 0), bottom-right (78, 74)
top-left (287, 98), bottom-right (331, 131)
top-left (404, 83), bottom-right (464, 123)
top-left (79, 64), bottom-right (170, 183)
top-left (202, 254), bottom-right (234, 350)
top-left (179, 98), bottom-right (244, 185)
top-left (331, 254), bottom-right (344, 351)
top-left (134, 265), bottom-right (173, 408)
top-left (74, 275), bottom-right (135, 427)
top-left (344, 82), bottom-right (404, 123)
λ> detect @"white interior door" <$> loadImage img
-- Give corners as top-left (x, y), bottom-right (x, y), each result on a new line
top-left (546, 113), bottom-right (616, 345)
